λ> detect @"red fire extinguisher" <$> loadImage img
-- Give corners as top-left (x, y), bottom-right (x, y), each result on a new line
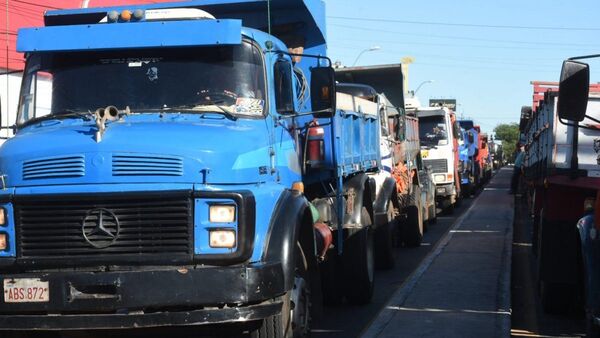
top-left (307, 119), bottom-right (325, 166)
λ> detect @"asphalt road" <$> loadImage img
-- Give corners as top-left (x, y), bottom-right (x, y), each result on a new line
top-left (511, 194), bottom-right (585, 337)
top-left (312, 195), bottom-right (478, 338)
top-left (8, 189), bottom-right (479, 338)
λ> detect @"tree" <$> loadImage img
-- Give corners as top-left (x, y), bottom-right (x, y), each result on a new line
top-left (494, 123), bottom-right (520, 162)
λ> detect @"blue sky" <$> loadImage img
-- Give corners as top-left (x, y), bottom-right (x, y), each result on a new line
top-left (325, 0), bottom-right (600, 133)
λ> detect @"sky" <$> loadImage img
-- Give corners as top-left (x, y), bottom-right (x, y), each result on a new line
top-left (325, 0), bottom-right (600, 134)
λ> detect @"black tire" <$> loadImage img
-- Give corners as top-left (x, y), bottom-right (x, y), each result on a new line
top-left (403, 189), bottom-right (423, 247)
top-left (444, 199), bottom-right (455, 215)
top-left (251, 243), bottom-right (310, 338)
top-left (540, 281), bottom-right (574, 314)
top-left (536, 211), bottom-right (577, 314)
top-left (428, 204), bottom-right (437, 224)
top-left (320, 253), bottom-right (343, 306)
top-left (584, 261), bottom-right (600, 338)
top-left (249, 311), bottom-right (285, 338)
top-left (343, 207), bottom-right (375, 305)
top-left (374, 201), bottom-right (396, 270)
top-left (587, 314), bottom-right (600, 338)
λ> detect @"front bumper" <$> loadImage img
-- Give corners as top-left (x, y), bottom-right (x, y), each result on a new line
top-left (434, 183), bottom-right (455, 198)
top-left (0, 263), bottom-right (284, 330)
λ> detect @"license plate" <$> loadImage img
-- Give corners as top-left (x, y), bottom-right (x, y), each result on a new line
top-left (3, 278), bottom-right (49, 303)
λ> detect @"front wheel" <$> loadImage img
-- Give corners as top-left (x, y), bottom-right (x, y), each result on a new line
top-left (250, 243), bottom-right (310, 338)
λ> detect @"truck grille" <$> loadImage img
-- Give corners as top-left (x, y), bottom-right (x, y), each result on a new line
top-left (22, 155), bottom-right (85, 180)
top-left (424, 159), bottom-right (448, 173)
top-left (112, 154), bottom-right (183, 176)
top-left (16, 192), bottom-right (193, 260)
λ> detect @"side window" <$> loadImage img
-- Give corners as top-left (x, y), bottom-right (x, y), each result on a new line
top-left (18, 71), bottom-right (52, 125)
top-left (274, 60), bottom-right (294, 114)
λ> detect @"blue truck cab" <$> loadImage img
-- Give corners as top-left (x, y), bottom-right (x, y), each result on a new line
top-left (0, 1), bottom-right (383, 336)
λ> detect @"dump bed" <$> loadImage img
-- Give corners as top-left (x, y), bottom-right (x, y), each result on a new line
top-left (524, 88), bottom-right (600, 179)
top-left (302, 93), bottom-right (380, 184)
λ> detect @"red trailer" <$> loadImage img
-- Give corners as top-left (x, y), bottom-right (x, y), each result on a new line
top-left (523, 81), bottom-right (600, 313)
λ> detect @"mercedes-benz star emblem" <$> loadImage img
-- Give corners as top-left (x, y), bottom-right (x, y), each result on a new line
top-left (82, 208), bottom-right (120, 249)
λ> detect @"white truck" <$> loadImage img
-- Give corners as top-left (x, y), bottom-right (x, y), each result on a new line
top-left (415, 107), bottom-right (461, 212)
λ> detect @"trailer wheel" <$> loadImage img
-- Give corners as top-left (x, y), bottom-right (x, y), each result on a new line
top-left (444, 198), bottom-right (455, 215)
top-left (583, 258), bottom-right (600, 338)
top-left (403, 191), bottom-right (423, 247)
top-left (343, 207), bottom-right (375, 305)
top-left (320, 253), bottom-right (344, 306)
top-left (537, 211), bottom-right (577, 314)
top-left (428, 203), bottom-right (437, 225)
top-left (375, 201), bottom-right (396, 270)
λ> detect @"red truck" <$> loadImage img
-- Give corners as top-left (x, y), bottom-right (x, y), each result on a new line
top-left (522, 80), bottom-right (600, 317)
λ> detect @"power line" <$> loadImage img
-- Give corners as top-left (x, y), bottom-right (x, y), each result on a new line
top-left (328, 15), bottom-right (600, 31)
top-left (11, 0), bottom-right (62, 10)
top-left (329, 23), bottom-right (600, 48)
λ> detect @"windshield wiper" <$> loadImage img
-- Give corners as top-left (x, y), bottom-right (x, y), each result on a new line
top-left (153, 101), bottom-right (238, 121)
top-left (20, 110), bottom-right (95, 128)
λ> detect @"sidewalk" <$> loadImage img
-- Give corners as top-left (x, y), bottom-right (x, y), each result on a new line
top-left (361, 167), bottom-right (514, 338)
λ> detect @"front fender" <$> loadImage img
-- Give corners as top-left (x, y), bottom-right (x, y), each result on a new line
top-left (343, 173), bottom-right (376, 227)
top-left (373, 176), bottom-right (398, 227)
top-left (262, 189), bottom-right (311, 291)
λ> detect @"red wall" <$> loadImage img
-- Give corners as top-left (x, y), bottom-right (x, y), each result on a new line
top-left (0, 0), bottom-right (178, 71)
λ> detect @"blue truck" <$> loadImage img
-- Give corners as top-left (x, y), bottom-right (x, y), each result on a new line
top-left (458, 119), bottom-right (479, 197)
top-left (0, 1), bottom-right (391, 336)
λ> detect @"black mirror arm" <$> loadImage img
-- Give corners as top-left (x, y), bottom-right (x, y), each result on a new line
top-left (266, 50), bottom-right (333, 67)
top-left (568, 54), bottom-right (600, 61)
top-left (559, 116), bottom-right (600, 131)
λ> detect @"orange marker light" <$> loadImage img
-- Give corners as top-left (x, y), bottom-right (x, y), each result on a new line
top-left (121, 10), bottom-right (132, 22)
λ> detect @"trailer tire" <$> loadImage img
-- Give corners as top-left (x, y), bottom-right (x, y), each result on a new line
top-left (428, 203), bottom-right (437, 225)
top-left (320, 254), bottom-right (344, 306)
top-left (444, 199), bottom-right (455, 215)
top-left (375, 202), bottom-right (396, 270)
top-left (343, 208), bottom-right (375, 305)
top-left (403, 191), bottom-right (423, 247)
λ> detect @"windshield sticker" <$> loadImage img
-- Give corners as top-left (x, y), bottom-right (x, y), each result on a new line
top-left (101, 57), bottom-right (162, 65)
top-left (146, 67), bottom-right (159, 81)
top-left (235, 98), bottom-right (264, 115)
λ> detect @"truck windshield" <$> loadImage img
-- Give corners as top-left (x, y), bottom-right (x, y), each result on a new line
top-left (419, 115), bottom-right (448, 145)
top-left (17, 41), bottom-right (266, 125)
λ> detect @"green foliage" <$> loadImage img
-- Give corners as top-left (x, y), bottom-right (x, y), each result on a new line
top-left (493, 123), bottom-right (520, 162)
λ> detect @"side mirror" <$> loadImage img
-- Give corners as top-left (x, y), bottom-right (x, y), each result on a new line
top-left (558, 60), bottom-right (590, 122)
top-left (453, 121), bottom-right (461, 139)
top-left (274, 60), bottom-right (295, 115)
top-left (310, 66), bottom-right (336, 116)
